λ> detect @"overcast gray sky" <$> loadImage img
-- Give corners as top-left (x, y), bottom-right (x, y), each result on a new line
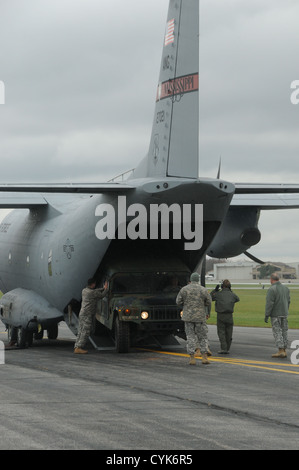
top-left (0, 0), bottom-right (298, 262)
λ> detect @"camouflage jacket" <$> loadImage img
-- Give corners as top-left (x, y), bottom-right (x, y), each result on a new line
top-left (79, 286), bottom-right (108, 318)
top-left (176, 281), bottom-right (212, 322)
top-left (265, 281), bottom-right (290, 318)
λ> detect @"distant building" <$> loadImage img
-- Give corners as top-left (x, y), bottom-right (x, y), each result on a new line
top-left (211, 260), bottom-right (298, 281)
top-left (213, 261), bottom-right (256, 281)
top-left (289, 263), bottom-right (299, 278)
top-left (252, 262), bottom-right (297, 280)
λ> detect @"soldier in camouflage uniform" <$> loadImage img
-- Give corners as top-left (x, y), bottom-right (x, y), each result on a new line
top-left (265, 273), bottom-right (290, 358)
top-left (74, 278), bottom-right (108, 354)
top-left (176, 272), bottom-right (212, 365)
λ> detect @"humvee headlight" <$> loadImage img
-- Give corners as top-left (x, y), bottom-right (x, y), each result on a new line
top-left (141, 311), bottom-right (149, 320)
top-left (180, 310), bottom-right (183, 318)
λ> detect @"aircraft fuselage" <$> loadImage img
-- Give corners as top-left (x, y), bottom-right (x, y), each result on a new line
top-left (0, 177), bottom-right (234, 317)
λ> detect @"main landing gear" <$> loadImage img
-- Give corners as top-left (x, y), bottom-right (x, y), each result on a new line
top-left (6, 324), bottom-right (59, 349)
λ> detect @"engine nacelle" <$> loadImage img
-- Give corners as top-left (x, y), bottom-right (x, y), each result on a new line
top-left (207, 207), bottom-right (261, 259)
top-left (0, 288), bottom-right (63, 331)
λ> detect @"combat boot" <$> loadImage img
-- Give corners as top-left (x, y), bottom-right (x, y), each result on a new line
top-left (74, 347), bottom-right (88, 354)
top-left (195, 348), bottom-right (212, 358)
top-left (189, 354), bottom-right (196, 365)
top-left (201, 353), bottom-right (210, 365)
top-left (194, 348), bottom-right (201, 358)
top-left (272, 349), bottom-right (286, 358)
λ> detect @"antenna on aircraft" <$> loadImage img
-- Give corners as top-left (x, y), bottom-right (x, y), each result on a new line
top-left (217, 156), bottom-right (221, 179)
top-left (244, 251), bottom-right (265, 265)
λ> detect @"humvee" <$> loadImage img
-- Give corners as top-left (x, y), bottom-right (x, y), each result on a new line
top-left (95, 254), bottom-right (190, 352)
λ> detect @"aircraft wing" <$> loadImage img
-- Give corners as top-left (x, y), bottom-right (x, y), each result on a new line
top-left (1, 181), bottom-right (299, 210)
top-left (0, 182), bottom-right (136, 208)
top-left (0, 193), bottom-right (48, 208)
top-left (232, 183), bottom-right (299, 209)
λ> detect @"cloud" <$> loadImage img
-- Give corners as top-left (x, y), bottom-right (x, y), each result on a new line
top-left (199, 0), bottom-right (299, 183)
top-left (0, 0), bottom-right (164, 181)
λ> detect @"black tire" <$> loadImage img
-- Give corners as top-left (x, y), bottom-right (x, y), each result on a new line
top-left (27, 331), bottom-right (33, 347)
top-left (34, 329), bottom-right (44, 340)
top-left (47, 324), bottom-right (58, 340)
top-left (114, 317), bottom-right (130, 353)
top-left (17, 327), bottom-right (28, 349)
top-left (7, 325), bottom-right (17, 343)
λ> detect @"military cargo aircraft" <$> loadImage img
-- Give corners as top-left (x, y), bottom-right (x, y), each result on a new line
top-left (0, 0), bottom-right (299, 351)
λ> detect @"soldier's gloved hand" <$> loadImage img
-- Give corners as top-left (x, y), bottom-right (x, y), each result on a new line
top-left (264, 316), bottom-right (269, 323)
top-left (215, 284), bottom-right (220, 291)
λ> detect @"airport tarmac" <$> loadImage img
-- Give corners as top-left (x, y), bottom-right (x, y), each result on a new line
top-left (0, 321), bottom-right (298, 451)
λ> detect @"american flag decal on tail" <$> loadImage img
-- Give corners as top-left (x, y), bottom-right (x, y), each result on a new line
top-left (165, 19), bottom-right (175, 46)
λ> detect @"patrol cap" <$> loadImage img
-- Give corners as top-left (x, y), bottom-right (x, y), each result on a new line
top-left (190, 272), bottom-right (200, 282)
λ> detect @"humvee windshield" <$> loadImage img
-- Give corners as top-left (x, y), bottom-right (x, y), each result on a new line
top-left (111, 272), bottom-right (189, 294)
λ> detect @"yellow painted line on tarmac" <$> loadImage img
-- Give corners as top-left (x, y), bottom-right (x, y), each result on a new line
top-left (138, 348), bottom-right (299, 375)
top-left (215, 360), bottom-right (299, 375)
top-left (206, 356), bottom-right (299, 367)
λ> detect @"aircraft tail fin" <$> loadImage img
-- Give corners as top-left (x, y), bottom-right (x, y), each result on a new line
top-left (134, 0), bottom-right (199, 179)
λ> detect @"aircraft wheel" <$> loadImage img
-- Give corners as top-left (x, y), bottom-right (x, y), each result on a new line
top-left (7, 325), bottom-right (17, 343)
top-left (34, 329), bottom-right (44, 340)
top-left (17, 327), bottom-right (28, 349)
top-left (27, 331), bottom-right (33, 347)
top-left (114, 317), bottom-right (130, 353)
top-left (47, 324), bottom-right (58, 340)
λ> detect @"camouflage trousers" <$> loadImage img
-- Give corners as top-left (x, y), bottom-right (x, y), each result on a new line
top-left (184, 321), bottom-right (208, 355)
top-left (74, 313), bottom-right (93, 349)
top-left (271, 317), bottom-right (288, 349)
